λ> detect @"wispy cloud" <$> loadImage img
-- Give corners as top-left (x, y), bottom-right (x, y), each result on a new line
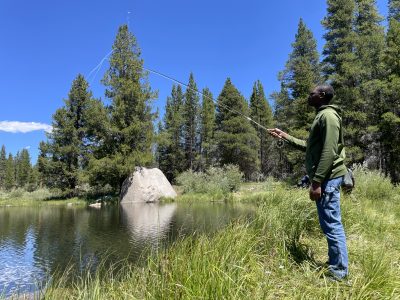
top-left (0, 121), bottom-right (52, 133)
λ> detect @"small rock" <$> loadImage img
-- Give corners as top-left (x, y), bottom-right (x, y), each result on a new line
top-left (89, 202), bottom-right (101, 208)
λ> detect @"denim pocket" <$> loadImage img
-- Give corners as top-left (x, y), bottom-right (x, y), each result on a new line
top-left (319, 185), bottom-right (341, 223)
top-left (323, 185), bottom-right (337, 194)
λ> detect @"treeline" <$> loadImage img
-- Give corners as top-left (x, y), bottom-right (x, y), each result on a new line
top-left (157, 78), bottom-right (274, 182)
top-left (2, 0), bottom-right (399, 196)
top-left (0, 145), bottom-right (39, 191)
top-left (274, 0), bottom-right (400, 182)
top-left (159, 0), bottom-right (400, 183)
top-left (35, 24), bottom-right (275, 196)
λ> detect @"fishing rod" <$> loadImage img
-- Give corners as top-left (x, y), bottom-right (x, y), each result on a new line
top-left (86, 51), bottom-right (284, 148)
top-left (143, 67), bottom-right (284, 148)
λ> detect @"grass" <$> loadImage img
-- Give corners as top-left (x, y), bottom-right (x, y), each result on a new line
top-left (0, 188), bottom-right (87, 206)
top-left (8, 168), bottom-right (400, 299)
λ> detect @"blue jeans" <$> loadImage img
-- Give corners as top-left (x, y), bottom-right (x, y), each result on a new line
top-left (316, 176), bottom-right (349, 279)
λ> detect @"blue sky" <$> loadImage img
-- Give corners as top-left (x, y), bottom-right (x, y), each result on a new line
top-left (0, 0), bottom-right (389, 162)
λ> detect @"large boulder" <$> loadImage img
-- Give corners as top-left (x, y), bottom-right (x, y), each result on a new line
top-left (120, 167), bottom-right (177, 203)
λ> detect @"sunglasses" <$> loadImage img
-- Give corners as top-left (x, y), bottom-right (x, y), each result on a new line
top-left (309, 91), bottom-right (325, 97)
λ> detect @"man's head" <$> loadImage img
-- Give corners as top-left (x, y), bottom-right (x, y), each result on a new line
top-left (308, 85), bottom-right (334, 107)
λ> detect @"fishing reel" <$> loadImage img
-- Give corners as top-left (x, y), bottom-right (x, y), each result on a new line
top-left (276, 139), bottom-right (285, 148)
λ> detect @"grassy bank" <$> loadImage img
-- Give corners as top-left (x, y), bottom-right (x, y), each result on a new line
top-left (40, 168), bottom-right (400, 299)
top-left (0, 188), bottom-right (87, 206)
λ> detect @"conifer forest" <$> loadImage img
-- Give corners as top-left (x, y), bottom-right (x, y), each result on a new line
top-left (1, 0), bottom-right (400, 195)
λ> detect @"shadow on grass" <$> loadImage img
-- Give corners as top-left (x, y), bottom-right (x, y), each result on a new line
top-left (287, 239), bottom-right (316, 265)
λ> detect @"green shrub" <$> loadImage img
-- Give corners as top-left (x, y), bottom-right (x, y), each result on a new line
top-left (84, 184), bottom-right (114, 199)
top-left (24, 188), bottom-right (53, 201)
top-left (9, 188), bottom-right (25, 199)
top-left (175, 170), bottom-right (205, 193)
top-left (0, 190), bottom-right (8, 200)
top-left (176, 165), bottom-right (243, 194)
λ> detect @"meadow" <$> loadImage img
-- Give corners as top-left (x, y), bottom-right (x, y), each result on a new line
top-left (37, 167), bottom-right (400, 300)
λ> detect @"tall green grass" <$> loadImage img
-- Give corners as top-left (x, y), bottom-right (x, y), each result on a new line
top-left (31, 169), bottom-right (400, 298)
top-left (352, 165), bottom-right (395, 200)
top-left (0, 188), bottom-right (89, 207)
top-left (0, 188), bottom-right (52, 201)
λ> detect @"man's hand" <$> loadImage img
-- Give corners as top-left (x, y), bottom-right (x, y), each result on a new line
top-left (267, 128), bottom-right (288, 140)
top-left (309, 181), bottom-right (321, 201)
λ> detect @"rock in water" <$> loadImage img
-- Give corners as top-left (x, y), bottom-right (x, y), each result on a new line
top-left (120, 167), bottom-right (177, 203)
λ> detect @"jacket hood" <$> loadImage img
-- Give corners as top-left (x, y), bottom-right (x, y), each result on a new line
top-left (318, 104), bottom-right (341, 114)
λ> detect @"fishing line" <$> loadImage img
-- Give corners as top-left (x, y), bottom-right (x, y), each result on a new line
top-left (87, 50), bottom-right (113, 84)
top-left (144, 68), bottom-right (266, 130)
top-left (86, 51), bottom-right (284, 148)
top-left (143, 67), bottom-right (284, 148)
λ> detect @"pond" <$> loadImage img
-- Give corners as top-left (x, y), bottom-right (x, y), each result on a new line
top-left (0, 202), bottom-right (254, 297)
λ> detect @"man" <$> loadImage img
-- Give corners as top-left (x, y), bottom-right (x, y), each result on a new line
top-left (268, 85), bottom-right (349, 280)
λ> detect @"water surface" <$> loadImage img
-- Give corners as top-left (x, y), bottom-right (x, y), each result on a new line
top-left (0, 202), bottom-right (254, 297)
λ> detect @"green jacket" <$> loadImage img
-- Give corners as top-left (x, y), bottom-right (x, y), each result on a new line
top-left (285, 105), bottom-right (347, 183)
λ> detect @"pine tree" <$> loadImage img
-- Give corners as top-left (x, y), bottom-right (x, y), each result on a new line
top-left (270, 87), bottom-right (292, 178)
top-left (249, 80), bottom-right (274, 175)
top-left (354, 0), bottom-right (386, 168)
top-left (282, 19), bottom-right (322, 129)
top-left (380, 17), bottom-right (400, 182)
top-left (89, 25), bottom-right (156, 192)
top-left (355, 0), bottom-right (385, 80)
top-left (27, 165), bottom-right (40, 192)
top-left (216, 78), bottom-right (259, 179)
top-left (67, 74), bottom-right (99, 170)
top-left (16, 149), bottom-right (31, 188)
top-left (322, 0), bottom-right (357, 79)
top-left (5, 154), bottom-right (15, 191)
top-left (81, 96), bottom-right (110, 161)
top-left (40, 74), bottom-right (95, 192)
top-left (14, 151), bottom-right (20, 187)
top-left (46, 106), bottom-right (76, 191)
top-left (380, 111), bottom-right (400, 182)
top-left (168, 85), bottom-right (185, 176)
top-left (0, 145), bottom-right (6, 189)
top-left (182, 73), bottom-right (200, 170)
top-left (322, 0), bottom-right (367, 163)
top-left (389, 0), bottom-right (400, 21)
top-left (37, 141), bottom-right (51, 188)
top-left (271, 85), bottom-right (292, 131)
top-left (158, 85), bottom-right (185, 181)
top-left (274, 19), bottom-right (322, 177)
top-left (200, 88), bottom-right (216, 170)
top-left (385, 19), bottom-right (400, 77)
top-left (156, 121), bottom-right (169, 175)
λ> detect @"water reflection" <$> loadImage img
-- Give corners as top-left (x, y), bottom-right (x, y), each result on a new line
top-left (0, 202), bottom-right (254, 297)
top-left (121, 203), bottom-right (177, 245)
